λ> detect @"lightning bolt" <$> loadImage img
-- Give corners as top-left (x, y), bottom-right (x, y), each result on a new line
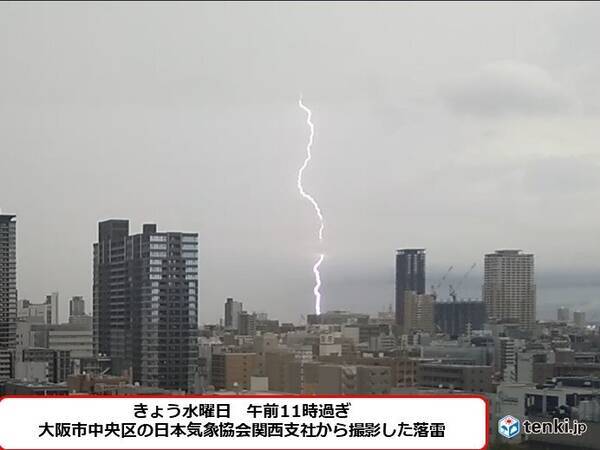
top-left (312, 254), bottom-right (324, 316)
top-left (298, 96), bottom-right (325, 315)
top-left (297, 98), bottom-right (324, 241)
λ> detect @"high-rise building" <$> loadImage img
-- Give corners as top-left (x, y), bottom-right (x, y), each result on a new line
top-left (395, 249), bottom-right (426, 327)
top-left (93, 220), bottom-right (199, 391)
top-left (224, 297), bottom-right (242, 331)
top-left (483, 250), bottom-right (536, 331)
top-left (557, 306), bottom-right (570, 323)
top-left (70, 296), bottom-right (86, 317)
top-left (0, 214), bottom-right (17, 350)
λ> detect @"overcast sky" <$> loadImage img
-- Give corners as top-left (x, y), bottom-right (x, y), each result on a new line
top-left (1, 2), bottom-right (599, 324)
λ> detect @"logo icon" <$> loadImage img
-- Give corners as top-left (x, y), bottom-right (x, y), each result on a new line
top-left (498, 415), bottom-right (521, 439)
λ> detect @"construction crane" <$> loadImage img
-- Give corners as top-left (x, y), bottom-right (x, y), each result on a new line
top-left (449, 284), bottom-right (457, 302)
top-left (431, 265), bottom-right (453, 299)
top-left (456, 262), bottom-right (477, 290)
top-left (450, 262), bottom-right (477, 301)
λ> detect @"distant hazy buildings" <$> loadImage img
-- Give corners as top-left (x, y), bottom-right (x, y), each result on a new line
top-left (224, 298), bottom-right (242, 331)
top-left (46, 292), bottom-right (59, 325)
top-left (574, 311), bottom-right (586, 328)
top-left (18, 292), bottom-right (59, 325)
top-left (483, 250), bottom-right (536, 331)
top-left (557, 306), bottom-right (570, 322)
top-left (395, 249), bottom-right (426, 327)
top-left (0, 214), bottom-right (17, 352)
top-left (93, 220), bottom-right (199, 391)
top-left (68, 296), bottom-right (92, 328)
top-left (70, 296), bottom-right (85, 317)
top-left (238, 311), bottom-right (256, 336)
top-left (307, 310), bottom-right (369, 326)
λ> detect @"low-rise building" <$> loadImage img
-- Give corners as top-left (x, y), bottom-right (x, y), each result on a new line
top-left (417, 363), bottom-right (494, 392)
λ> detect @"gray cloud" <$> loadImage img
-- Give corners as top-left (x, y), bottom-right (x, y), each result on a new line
top-left (1, 3), bottom-right (600, 323)
top-left (523, 156), bottom-right (600, 196)
top-left (442, 60), bottom-right (573, 116)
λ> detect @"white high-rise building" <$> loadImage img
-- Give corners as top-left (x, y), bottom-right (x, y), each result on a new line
top-left (483, 250), bottom-right (536, 331)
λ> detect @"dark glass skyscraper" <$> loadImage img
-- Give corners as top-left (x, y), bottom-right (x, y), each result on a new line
top-left (395, 249), bottom-right (426, 327)
top-left (0, 214), bottom-right (17, 350)
top-left (93, 220), bottom-right (199, 391)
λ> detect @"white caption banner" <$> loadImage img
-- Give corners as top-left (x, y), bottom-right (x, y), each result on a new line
top-left (0, 395), bottom-right (487, 450)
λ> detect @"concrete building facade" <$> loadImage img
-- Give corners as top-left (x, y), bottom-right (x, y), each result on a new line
top-left (483, 250), bottom-right (536, 331)
top-left (403, 292), bottom-right (434, 334)
top-left (0, 214), bottom-right (17, 350)
top-left (417, 363), bottom-right (494, 392)
top-left (224, 298), bottom-right (243, 331)
top-left (211, 352), bottom-right (257, 391)
top-left (93, 220), bottom-right (199, 391)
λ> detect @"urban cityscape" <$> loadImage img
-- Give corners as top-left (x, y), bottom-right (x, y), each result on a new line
top-left (1, 213), bottom-right (599, 448)
top-left (2, 2), bottom-right (600, 449)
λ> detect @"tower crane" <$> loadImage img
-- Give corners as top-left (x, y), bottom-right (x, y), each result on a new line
top-left (431, 265), bottom-right (453, 299)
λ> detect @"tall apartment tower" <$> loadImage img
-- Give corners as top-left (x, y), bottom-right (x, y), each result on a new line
top-left (224, 297), bottom-right (243, 331)
top-left (93, 220), bottom-right (199, 391)
top-left (483, 250), bottom-right (536, 331)
top-left (0, 214), bottom-right (17, 350)
top-left (395, 249), bottom-right (426, 327)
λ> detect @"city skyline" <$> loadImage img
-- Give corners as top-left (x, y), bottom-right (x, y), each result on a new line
top-left (5, 214), bottom-right (600, 326)
top-left (2, 5), bottom-right (600, 449)
top-left (1, 3), bottom-right (600, 324)
top-left (2, 211), bottom-right (597, 325)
